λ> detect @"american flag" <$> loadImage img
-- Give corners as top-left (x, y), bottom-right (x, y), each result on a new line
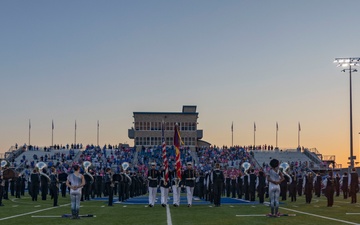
top-left (162, 121), bottom-right (169, 183)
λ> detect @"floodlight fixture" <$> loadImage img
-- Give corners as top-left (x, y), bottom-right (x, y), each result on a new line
top-left (334, 57), bottom-right (360, 169)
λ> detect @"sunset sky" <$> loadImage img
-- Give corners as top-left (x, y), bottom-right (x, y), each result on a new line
top-left (1, 1), bottom-right (360, 167)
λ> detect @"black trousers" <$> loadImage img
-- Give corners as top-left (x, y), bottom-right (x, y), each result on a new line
top-left (51, 184), bottom-right (58, 206)
top-left (213, 182), bottom-right (223, 206)
top-left (326, 187), bottom-right (334, 206)
top-left (107, 184), bottom-right (113, 206)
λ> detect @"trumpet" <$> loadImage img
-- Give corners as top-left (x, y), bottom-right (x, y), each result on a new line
top-left (36, 162), bottom-right (51, 182)
top-left (83, 161), bottom-right (94, 184)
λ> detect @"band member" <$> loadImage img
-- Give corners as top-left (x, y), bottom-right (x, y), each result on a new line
top-left (225, 172), bottom-right (231, 197)
top-left (123, 170), bottom-right (131, 201)
top-left (256, 169), bottom-right (266, 204)
top-left (349, 168), bottom-right (359, 204)
top-left (49, 167), bottom-right (59, 207)
top-left (289, 172), bottom-right (297, 202)
top-left (118, 169), bottom-right (125, 202)
top-left (147, 162), bottom-right (160, 207)
top-left (160, 165), bottom-right (170, 207)
top-left (95, 173), bottom-right (103, 198)
top-left (237, 171), bottom-right (243, 199)
top-left (249, 169), bottom-right (257, 201)
top-left (243, 170), bottom-right (249, 200)
top-left (104, 168), bottom-right (114, 206)
top-left (335, 173), bottom-right (341, 197)
top-left (341, 172), bottom-right (349, 199)
top-left (211, 163), bottom-right (224, 207)
top-left (40, 168), bottom-right (49, 201)
top-left (280, 173), bottom-right (289, 201)
top-left (83, 171), bottom-right (93, 201)
top-left (15, 174), bottom-right (22, 198)
top-left (58, 170), bottom-right (68, 198)
top-left (230, 170), bottom-right (237, 198)
top-left (267, 159), bottom-right (284, 217)
top-left (323, 171), bottom-right (335, 207)
top-left (204, 170), bottom-right (213, 203)
top-left (30, 169), bottom-right (40, 201)
top-left (297, 173), bottom-right (303, 196)
top-left (314, 173), bottom-right (322, 197)
top-left (303, 172), bottom-right (314, 204)
top-left (183, 162), bottom-right (196, 207)
top-left (10, 178), bottom-right (15, 196)
top-left (66, 164), bottom-right (85, 219)
top-left (0, 168), bottom-right (4, 206)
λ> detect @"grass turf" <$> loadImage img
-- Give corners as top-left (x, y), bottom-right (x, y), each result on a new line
top-left (1, 193), bottom-right (360, 225)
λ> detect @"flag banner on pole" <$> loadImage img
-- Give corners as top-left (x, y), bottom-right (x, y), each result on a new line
top-left (162, 121), bottom-right (169, 183)
top-left (75, 120), bottom-right (77, 130)
top-left (29, 119), bottom-right (31, 130)
top-left (276, 122), bottom-right (278, 131)
top-left (298, 122), bottom-right (301, 131)
top-left (231, 122), bottom-right (233, 132)
top-left (97, 120), bottom-right (99, 128)
top-left (254, 122), bottom-right (256, 132)
top-left (173, 123), bottom-right (182, 181)
top-left (52, 120), bottom-right (54, 130)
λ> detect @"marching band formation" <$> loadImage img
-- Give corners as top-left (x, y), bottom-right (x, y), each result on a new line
top-left (0, 158), bottom-right (359, 218)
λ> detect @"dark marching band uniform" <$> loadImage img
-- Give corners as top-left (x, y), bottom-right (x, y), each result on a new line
top-left (249, 169), bottom-right (257, 201)
top-left (237, 173), bottom-right (243, 199)
top-left (243, 173), bottom-right (249, 200)
top-left (58, 171), bottom-right (68, 197)
top-left (204, 171), bottom-right (213, 203)
top-left (83, 173), bottom-right (93, 201)
top-left (314, 173), bottom-right (322, 197)
top-left (349, 168), bottom-right (359, 204)
top-left (105, 168), bottom-right (114, 206)
top-left (30, 170), bottom-right (40, 201)
top-left (289, 173), bottom-right (297, 202)
top-left (40, 170), bottom-right (49, 201)
top-left (303, 172), bottom-right (314, 204)
top-left (323, 172), bottom-right (335, 207)
top-left (211, 164), bottom-right (224, 207)
top-left (335, 173), bottom-right (341, 197)
top-left (0, 169), bottom-right (4, 206)
top-left (15, 175), bottom-right (22, 198)
top-left (341, 172), bottom-right (349, 199)
top-left (257, 170), bottom-right (266, 204)
top-left (49, 168), bottom-right (59, 206)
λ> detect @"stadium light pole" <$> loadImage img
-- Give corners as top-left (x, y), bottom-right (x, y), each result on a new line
top-left (334, 57), bottom-right (360, 169)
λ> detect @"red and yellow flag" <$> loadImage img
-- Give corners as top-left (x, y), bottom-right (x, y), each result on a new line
top-left (173, 123), bottom-right (182, 180)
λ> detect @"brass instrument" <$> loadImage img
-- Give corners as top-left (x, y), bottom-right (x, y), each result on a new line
top-left (122, 162), bottom-right (132, 186)
top-left (1, 160), bottom-right (10, 168)
top-left (241, 162), bottom-right (251, 175)
top-left (279, 162), bottom-right (292, 183)
top-left (35, 162), bottom-right (51, 182)
top-left (83, 161), bottom-right (94, 184)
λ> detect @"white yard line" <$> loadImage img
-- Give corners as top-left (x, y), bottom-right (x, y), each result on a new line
top-left (280, 206), bottom-right (360, 225)
top-left (166, 204), bottom-right (173, 225)
top-left (0, 203), bottom-right (70, 221)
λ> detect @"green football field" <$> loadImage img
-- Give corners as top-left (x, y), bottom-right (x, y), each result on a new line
top-left (1, 193), bottom-right (360, 225)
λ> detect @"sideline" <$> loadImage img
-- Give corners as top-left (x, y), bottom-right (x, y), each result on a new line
top-left (279, 206), bottom-right (360, 225)
top-left (0, 203), bottom-right (70, 221)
